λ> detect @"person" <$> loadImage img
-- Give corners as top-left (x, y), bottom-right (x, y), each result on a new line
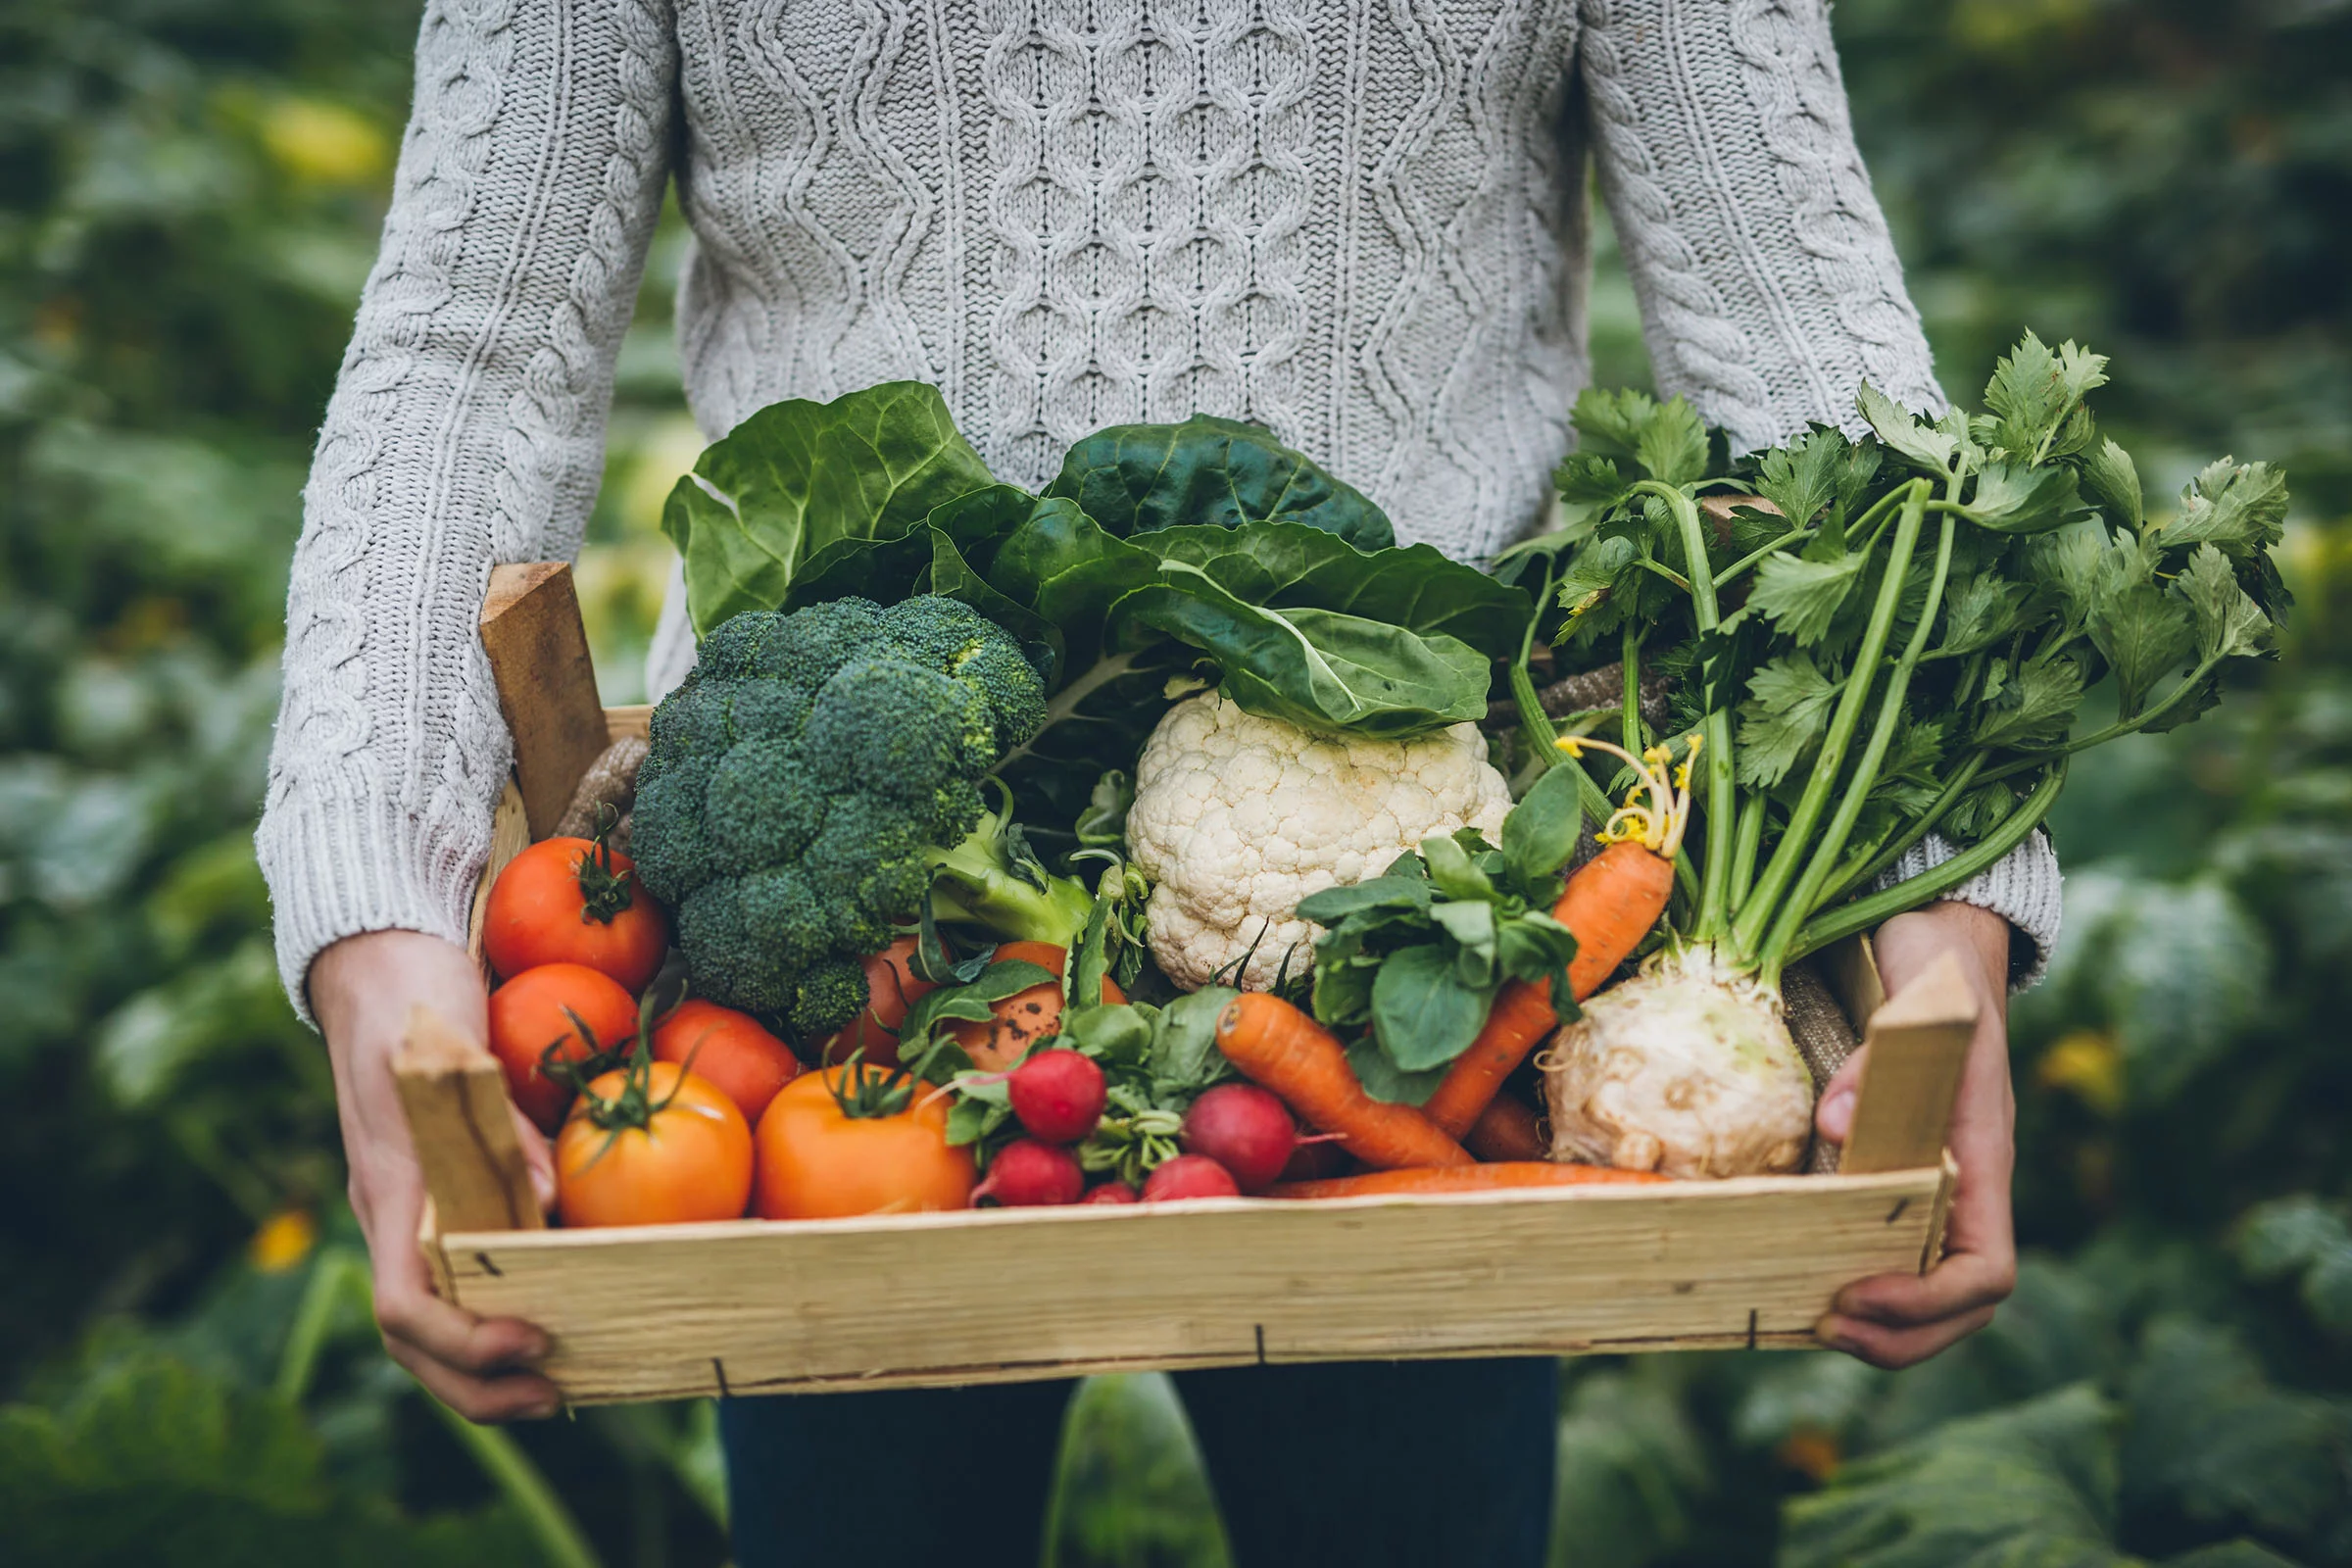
top-left (264, 3), bottom-right (2061, 1563)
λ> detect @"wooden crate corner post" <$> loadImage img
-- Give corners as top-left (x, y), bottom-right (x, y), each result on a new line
top-left (1838, 951), bottom-right (1980, 1179)
top-left (393, 1004), bottom-right (544, 1292)
top-left (479, 562), bottom-right (610, 842)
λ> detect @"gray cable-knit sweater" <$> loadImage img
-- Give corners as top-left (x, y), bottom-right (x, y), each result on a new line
top-left (260, 0), bottom-right (2062, 1017)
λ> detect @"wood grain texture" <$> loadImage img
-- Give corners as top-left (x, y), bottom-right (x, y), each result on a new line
top-left (606, 705), bottom-right (651, 742)
top-left (395, 1006), bottom-right (543, 1236)
top-left (441, 1168), bottom-right (1945, 1403)
top-left (1839, 951), bottom-right (1980, 1175)
top-left (480, 563), bottom-right (609, 841)
top-left (463, 781), bottom-right (530, 973)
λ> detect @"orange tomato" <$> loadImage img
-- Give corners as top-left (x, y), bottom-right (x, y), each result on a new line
top-left (753, 1065), bottom-right (975, 1220)
top-left (556, 1062), bottom-right (754, 1227)
top-left (654, 999), bottom-right (801, 1124)
top-left (945, 941), bottom-right (1127, 1071)
top-left (813, 936), bottom-right (934, 1069)
top-left (487, 962), bottom-right (640, 1133)
top-left (483, 834), bottom-right (670, 992)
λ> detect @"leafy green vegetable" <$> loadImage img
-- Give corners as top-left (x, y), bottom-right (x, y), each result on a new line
top-left (1296, 786), bottom-right (1583, 1102)
top-left (1533, 332), bottom-right (2289, 983)
top-left (1044, 414), bottom-right (1395, 547)
top-left (662, 382), bottom-right (995, 635)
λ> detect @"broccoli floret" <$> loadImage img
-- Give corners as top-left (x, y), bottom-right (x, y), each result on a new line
top-left (632, 595), bottom-right (1094, 1036)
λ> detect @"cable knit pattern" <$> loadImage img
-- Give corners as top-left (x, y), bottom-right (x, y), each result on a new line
top-left (263, 0), bottom-right (2063, 1016)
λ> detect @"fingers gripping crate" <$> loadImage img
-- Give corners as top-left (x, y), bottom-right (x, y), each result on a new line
top-left (397, 564), bottom-right (1974, 1406)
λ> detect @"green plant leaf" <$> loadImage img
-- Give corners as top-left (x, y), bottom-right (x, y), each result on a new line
top-left (2121, 1317), bottom-right (2349, 1541)
top-left (2095, 877), bottom-right (2268, 1103)
top-left (1750, 553), bottom-right (1864, 646)
top-left (1982, 330), bottom-right (2108, 461)
top-left (1755, 427), bottom-right (1849, 525)
top-left (2020, 517), bottom-right (2110, 636)
top-left (2089, 539), bottom-right (2196, 717)
top-left (1344, 1036), bottom-right (1451, 1106)
top-left (1856, 381), bottom-right (1957, 474)
top-left (661, 382), bottom-right (995, 634)
top-left (1554, 534), bottom-right (1642, 622)
top-left (1738, 655), bottom-right (1839, 788)
top-left (2080, 436), bottom-right (2142, 529)
top-left (1500, 761), bottom-right (1585, 883)
top-left (1934, 574), bottom-right (2034, 659)
top-left (1972, 656), bottom-right (2084, 750)
top-left (1370, 942), bottom-right (1492, 1072)
top-left (1043, 414), bottom-right (1394, 547)
top-left (1554, 452), bottom-right (1629, 506)
top-left (1418, 833), bottom-right (1494, 905)
top-left (1781, 1384), bottom-right (2126, 1568)
top-left (2177, 544), bottom-right (2274, 664)
top-left (1967, 460), bottom-right (2081, 534)
top-left (1636, 397), bottom-right (1710, 488)
top-left (2161, 460), bottom-right (2288, 559)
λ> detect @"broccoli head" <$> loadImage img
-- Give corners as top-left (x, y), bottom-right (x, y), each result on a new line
top-left (631, 595), bottom-right (1091, 1035)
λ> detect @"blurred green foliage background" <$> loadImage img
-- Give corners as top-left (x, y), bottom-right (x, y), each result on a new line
top-left (2, 1), bottom-right (2347, 1563)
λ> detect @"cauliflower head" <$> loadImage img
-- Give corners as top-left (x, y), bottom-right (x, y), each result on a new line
top-left (1125, 690), bottom-right (1512, 990)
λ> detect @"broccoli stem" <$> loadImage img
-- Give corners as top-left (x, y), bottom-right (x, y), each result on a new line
top-left (926, 823), bottom-right (1099, 948)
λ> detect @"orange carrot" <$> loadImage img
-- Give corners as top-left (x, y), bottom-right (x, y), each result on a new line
top-left (1269, 1162), bottom-right (1669, 1200)
top-left (1422, 841), bottom-right (1678, 1137)
top-left (1214, 994), bottom-right (1472, 1171)
top-left (1464, 1094), bottom-right (1548, 1162)
top-left (1421, 729), bottom-right (1697, 1141)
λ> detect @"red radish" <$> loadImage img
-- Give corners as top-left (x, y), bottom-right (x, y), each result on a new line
top-left (1007, 1050), bottom-right (1106, 1144)
top-left (1179, 1084), bottom-right (1297, 1195)
top-left (1142, 1154), bottom-right (1241, 1201)
top-left (1081, 1182), bottom-right (1140, 1205)
top-left (971, 1138), bottom-right (1085, 1207)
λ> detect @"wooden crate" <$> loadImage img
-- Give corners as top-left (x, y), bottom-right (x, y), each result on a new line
top-left (398, 564), bottom-right (1976, 1406)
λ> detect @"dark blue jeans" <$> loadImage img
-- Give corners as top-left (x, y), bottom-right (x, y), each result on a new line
top-left (721, 1357), bottom-right (1557, 1568)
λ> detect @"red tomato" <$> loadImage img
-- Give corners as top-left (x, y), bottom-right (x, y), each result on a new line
top-left (556, 1062), bottom-right (753, 1227)
top-left (813, 936), bottom-right (933, 1069)
top-left (945, 941), bottom-right (1127, 1071)
top-left (483, 834), bottom-right (670, 992)
top-left (487, 962), bottom-right (640, 1133)
top-left (753, 1065), bottom-right (975, 1220)
top-left (654, 999), bottom-right (801, 1125)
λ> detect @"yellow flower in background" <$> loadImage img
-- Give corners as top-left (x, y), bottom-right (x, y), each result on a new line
top-left (260, 96), bottom-right (389, 188)
top-left (249, 1206), bottom-right (318, 1273)
top-left (2036, 1029), bottom-right (2123, 1116)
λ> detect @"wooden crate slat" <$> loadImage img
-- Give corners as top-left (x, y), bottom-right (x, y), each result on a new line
top-left (396, 1006), bottom-right (543, 1236)
top-left (480, 563), bottom-right (610, 841)
top-left (440, 1167), bottom-right (1945, 1403)
top-left (1839, 951), bottom-right (1979, 1175)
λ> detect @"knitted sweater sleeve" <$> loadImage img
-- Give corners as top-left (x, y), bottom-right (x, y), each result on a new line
top-left (258, 0), bottom-right (675, 1022)
top-left (1579, 0), bottom-right (2063, 984)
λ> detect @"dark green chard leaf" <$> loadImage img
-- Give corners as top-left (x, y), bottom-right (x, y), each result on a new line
top-left (1044, 414), bottom-right (1395, 548)
top-left (1371, 942), bottom-right (1491, 1072)
top-left (662, 381), bottom-right (995, 634)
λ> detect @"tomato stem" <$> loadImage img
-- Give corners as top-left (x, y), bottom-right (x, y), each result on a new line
top-left (573, 802), bottom-right (636, 924)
